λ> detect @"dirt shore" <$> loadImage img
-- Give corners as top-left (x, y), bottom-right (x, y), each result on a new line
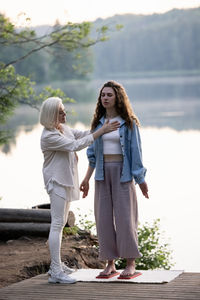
top-left (0, 231), bottom-right (105, 289)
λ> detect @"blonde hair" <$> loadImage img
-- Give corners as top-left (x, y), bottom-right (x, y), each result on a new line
top-left (39, 97), bottom-right (63, 129)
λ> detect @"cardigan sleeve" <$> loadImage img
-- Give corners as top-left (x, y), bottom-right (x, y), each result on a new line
top-left (71, 128), bottom-right (91, 139)
top-left (41, 129), bottom-right (94, 152)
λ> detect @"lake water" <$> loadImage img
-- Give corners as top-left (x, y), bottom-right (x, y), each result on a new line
top-left (0, 76), bottom-right (200, 272)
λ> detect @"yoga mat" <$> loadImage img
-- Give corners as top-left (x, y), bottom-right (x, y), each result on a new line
top-left (71, 269), bottom-right (183, 284)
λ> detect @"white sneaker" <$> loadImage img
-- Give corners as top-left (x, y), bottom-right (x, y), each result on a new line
top-left (48, 263), bottom-right (75, 276)
top-left (48, 271), bottom-right (76, 284)
top-left (62, 263), bottom-right (75, 274)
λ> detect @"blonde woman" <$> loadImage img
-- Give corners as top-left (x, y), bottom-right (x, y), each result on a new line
top-left (40, 97), bottom-right (119, 284)
top-left (80, 81), bottom-right (149, 279)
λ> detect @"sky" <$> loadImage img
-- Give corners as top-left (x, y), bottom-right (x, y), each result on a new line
top-left (0, 0), bottom-right (200, 26)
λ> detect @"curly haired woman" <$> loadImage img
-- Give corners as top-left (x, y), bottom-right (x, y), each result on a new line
top-left (80, 81), bottom-right (149, 279)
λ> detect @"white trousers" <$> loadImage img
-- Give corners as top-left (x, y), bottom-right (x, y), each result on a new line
top-left (49, 191), bottom-right (70, 274)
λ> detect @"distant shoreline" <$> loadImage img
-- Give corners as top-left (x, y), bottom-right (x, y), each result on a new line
top-left (92, 70), bottom-right (200, 80)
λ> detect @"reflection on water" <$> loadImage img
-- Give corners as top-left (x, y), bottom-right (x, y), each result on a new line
top-left (121, 76), bottom-right (200, 100)
top-left (0, 76), bottom-right (200, 272)
top-left (48, 75), bottom-right (200, 130)
top-left (133, 98), bottom-right (200, 130)
top-left (1, 76), bottom-right (200, 153)
top-left (1, 96), bottom-right (200, 154)
top-left (0, 106), bottom-right (39, 154)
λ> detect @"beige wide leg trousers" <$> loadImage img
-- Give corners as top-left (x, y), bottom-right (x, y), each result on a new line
top-left (94, 161), bottom-right (141, 261)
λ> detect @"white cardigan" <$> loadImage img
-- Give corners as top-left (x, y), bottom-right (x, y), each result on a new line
top-left (40, 125), bottom-right (93, 200)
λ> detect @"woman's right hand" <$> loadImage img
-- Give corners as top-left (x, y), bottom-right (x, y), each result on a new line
top-left (92, 120), bottom-right (120, 140)
top-left (80, 179), bottom-right (89, 198)
top-left (102, 119), bottom-right (120, 134)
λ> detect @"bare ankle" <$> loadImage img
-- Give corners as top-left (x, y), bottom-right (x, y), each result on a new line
top-left (126, 258), bottom-right (135, 267)
top-left (107, 260), bottom-right (115, 267)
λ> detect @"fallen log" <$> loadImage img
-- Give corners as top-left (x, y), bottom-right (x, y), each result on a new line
top-left (32, 203), bottom-right (50, 209)
top-left (0, 208), bottom-right (76, 240)
top-left (0, 208), bottom-right (51, 223)
top-left (0, 222), bottom-right (50, 240)
top-left (0, 208), bottom-right (75, 227)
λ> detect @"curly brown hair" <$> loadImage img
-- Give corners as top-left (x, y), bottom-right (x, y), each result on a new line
top-left (91, 81), bottom-right (140, 130)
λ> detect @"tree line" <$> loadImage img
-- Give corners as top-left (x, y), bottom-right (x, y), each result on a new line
top-left (1, 7), bottom-right (199, 85)
top-left (93, 7), bottom-right (200, 76)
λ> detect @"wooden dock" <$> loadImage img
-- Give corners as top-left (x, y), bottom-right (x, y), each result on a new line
top-left (0, 272), bottom-right (199, 300)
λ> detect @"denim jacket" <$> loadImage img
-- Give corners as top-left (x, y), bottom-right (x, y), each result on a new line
top-left (87, 116), bottom-right (147, 184)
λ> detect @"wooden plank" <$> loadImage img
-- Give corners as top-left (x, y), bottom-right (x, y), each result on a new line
top-left (0, 273), bottom-right (199, 300)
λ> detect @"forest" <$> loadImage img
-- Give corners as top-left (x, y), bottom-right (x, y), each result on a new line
top-left (93, 7), bottom-right (200, 76)
top-left (0, 7), bottom-right (199, 84)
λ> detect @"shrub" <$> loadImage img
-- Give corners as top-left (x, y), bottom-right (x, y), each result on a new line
top-left (76, 209), bottom-right (96, 234)
top-left (115, 219), bottom-right (174, 270)
top-left (63, 226), bottom-right (79, 236)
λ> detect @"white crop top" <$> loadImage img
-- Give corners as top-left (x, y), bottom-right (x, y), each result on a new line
top-left (102, 116), bottom-right (123, 154)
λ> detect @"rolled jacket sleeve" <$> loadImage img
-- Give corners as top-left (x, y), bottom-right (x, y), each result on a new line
top-left (131, 123), bottom-right (147, 184)
top-left (87, 142), bottom-right (96, 168)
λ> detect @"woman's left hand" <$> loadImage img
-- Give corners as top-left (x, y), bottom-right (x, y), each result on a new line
top-left (139, 181), bottom-right (149, 198)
